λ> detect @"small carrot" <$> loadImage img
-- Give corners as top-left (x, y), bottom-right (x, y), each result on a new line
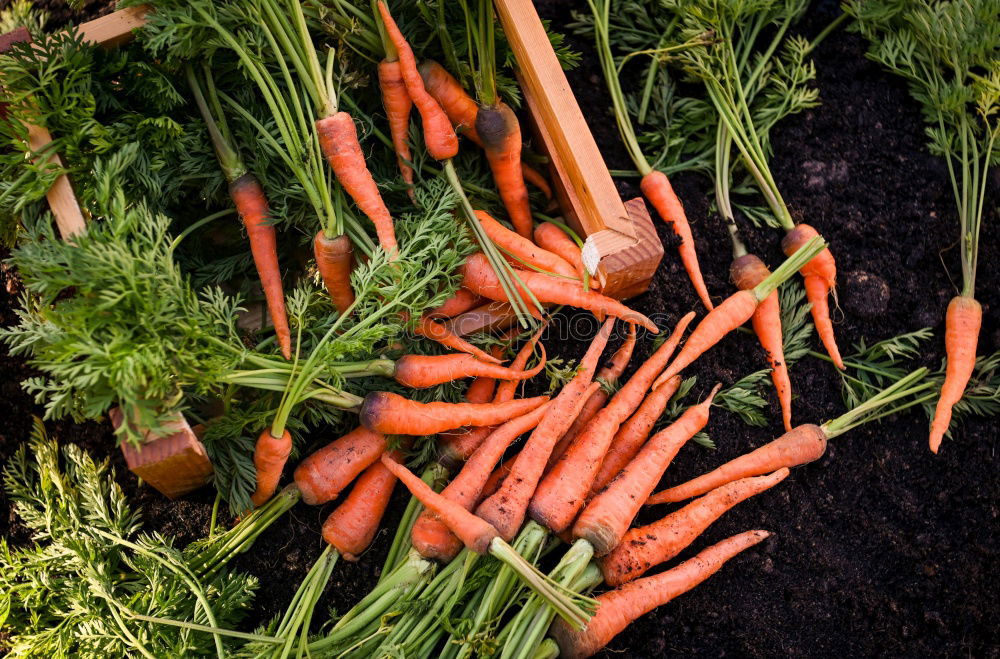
top-left (426, 287), bottom-right (483, 319)
top-left (378, 58), bottom-right (415, 196)
top-left (781, 223), bottom-right (843, 369)
top-left (550, 530), bottom-right (770, 659)
top-left (323, 450), bottom-right (402, 561)
top-left (641, 170), bottom-right (713, 311)
top-left (230, 174), bottom-right (292, 359)
top-left (418, 59), bottom-right (482, 144)
top-left (573, 385), bottom-right (720, 556)
top-left (481, 455), bottom-right (514, 500)
top-left (534, 222), bottom-right (588, 282)
top-left (602, 469), bottom-right (788, 586)
top-left (250, 426), bottom-right (293, 508)
top-left (477, 210), bottom-right (578, 279)
top-left (293, 426), bottom-right (387, 505)
top-left (929, 295), bottom-right (982, 453)
top-left (314, 231), bottom-right (356, 314)
top-left (462, 252), bottom-right (659, 332)
top-left (648, 423), bottom-right (827, 505)
top-left (414, 315), bottom-right (501, 364)
top-left (392, 349), bottom-right (545, 389)
top-left (477, 103), bottom-right (533, 238)
top-left (493, 324), bottom-right (548, 403)
top-left (521, 163), bottom-right (553, 200)
top-left (360, 392), bottom-right (549, 436)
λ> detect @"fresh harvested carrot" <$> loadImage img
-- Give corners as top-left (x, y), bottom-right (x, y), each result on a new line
top-left (426, 287), bottom-right (483, 318)
top-left (521, 163), bottom-right (552, 199)
top-left (550, 530), bottom-right (770, 659)
top-left (477, 210), bottom-right (578, 279)
top-left (590, 375), bottom-right (682, 496)
top-left (462, 252), bottom-right (658, 332)
top-left (493, 325), bottom-right (548, 403)
top-left (314, 231), bottom-right (355, 314)
top-left (641, 170), bottom-right (713, 311)
top-left (293, 426), bottom-right (387, 505)
top-left (418, 59), bottom-right (482, 143)
top-left (378, 58), bottom-right (415, 195)
top-left (377, 2), bottom-right (458, 161)
top-left (731, 254), bottom-right (792, 431)
top-left (534, 222), bottom-right (587, 281)
top-left (602, 469), bottom-right (788, 586)
top-left (476, 319), bottom-right (615, 541)
top-left (392, 349), bottom-right (545, 389)
top-left (230, 174), bottom-right (291, 360)
top-left (573, 385), bottom-right (719, 555)
top-left (414, 315), bottom-right (501, 364)
top-left (360, 392), bottom-right (549, 436)
top-left (648, 423), bottom-right (827, 505)
top-left (781, 223), bottom-right (842, 369)
top-left (316, 112), bottom-right (397, 254)
top-left (477, 103), bottom-right (533, 238)
top-left (323, 450), bottom-right (402, 560)
top-left (929, 296), bottom-right (982, 453)
top-left (250, 426), bottom-right (293, 508)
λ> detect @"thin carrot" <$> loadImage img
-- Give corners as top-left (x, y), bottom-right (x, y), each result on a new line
top-left (572, 385), bottom-right (720, 556)
top-left (462, 252), bottom-right (659, 332)
top-left (250, 426), bottom-right (293, 508)
top-left (322, 450), bottom-right (402, 561)
top-left (230, 174), bottom-right (292, 360)
top-left (414, 315), bottom-right (501, 364)
top-left (378, 58), bottom-right (415, 196)
top-left (521, 163), bottom-right (553, 200)
top-left (602, 469), bottom-right (788, 586)
top-left (314, 231), bottom-right (355, 314)
top-left (781, 223), bottom-right (843, 369)
top-left (550, 530), bottom-right (770, 659)
top-left (481, 455), bottom-right (514, 500)
top-left (418, 59), bottom-right (482, 144)
top-left (477, 103), bottom-right (533, 238)
top-left (392, 349), bottom-right (545, 389)
top-left (293, 426), bottom-right (387, 505)
top-left (929, 295), bottom-right (982, 453)
top-left (477, 210), bottom-right (578, 279)
top-left (360, 392), bottom-right (549, 436)
top-left (493, 325), bottom-right (548, 403)
top-left (426, 287), bottom-right (483, 319)
top-left (534, 222), bottom-right (587, 281)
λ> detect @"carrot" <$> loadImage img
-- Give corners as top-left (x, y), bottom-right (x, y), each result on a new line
top-left (572, 385), bottom-right (720, 556)
top-left (481, 455), bottom-right (514, 500)
top-left (250, 426), bottom-right (293, 508)
top-left (313, 231), bottom-right (356, 314)
top-left (414, 315), bottom-right (501, 364)
top-left (521, 163), bottom-right (553, 200)
top-left (648, 423), bottom-right (827, 505)
top-left (316, 112), bottom-right (397, 255)
top-left (323, 450), bottom-right (402, 560)
top-left (426, 287), bottom-right (483, 319)
top-left (530, 314), bottom-right (695, 533)
top-left (590, 375), bottom-right (682, 497)
top-left (731, 254), bottom-right (792, 431)
top-left (293, 426), bottom-right (387, 505)
top-left (493, 325), bottom-right (548, 403)
top-left (229, 174), bottom-right (291, 360)
top-left (462, 252), bottom-right (658, 332)
top-left (641, 170), bottom-right (713, 311)
top-left (392, 349), bottom-right (545, 389)
top-left (602, 469), bottom-right (788, 586)
top-left (550, 530), bottom-right (770, 659)
top-left (377, 2), bottom-right (458, 161)
top-left (360, 392), bottom-right (549, 436)
top-left (477, 103), bottom-right (533, 238)
top-left (418, 59), bottom-right (482, 144)
top-left (378, 58), bottom-right (415, 196)
top-left (476, 319), bottom-right (616, 541)
top-left (929, 295), bottom-right (982, 453)
top-left (534, 222), bottom-right (587, 282)
top-left (477, 210), bottom-right (578, 279)
top-left (781, 223), bottom-right (843, 369)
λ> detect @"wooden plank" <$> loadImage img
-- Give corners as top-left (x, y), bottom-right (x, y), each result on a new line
top-left (75, 5), bottom-right (152, 48)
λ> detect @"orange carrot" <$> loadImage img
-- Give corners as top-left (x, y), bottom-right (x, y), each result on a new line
top-left (477, 210), bottom-right (578, 279)
top-left (481, 455), bottom-right (514, 500)
top-left (550, 530), bottom-right (770, 659)
top-left (250, 426), bottom-right (293, 508)
top-left (590, 375), bottom-right (681, 496)
top-left (462, 252), bottom-right (658, 332)
top-left (314, 231), bottom-right (355, 314)
top-left (521, 163), bottom-right (552, 200)
top-left (426, 288), bottom-right (483, 318)
top-left (414, 315), bottom-right (501, 364)
top-left (322, 449), bottom-right (402, 560)
top-left (781, 223), bottom-right (842, 369)
top-left (229, 174), bottom-right (291, 360)
top-left (377, 2), bottom-right (458, 161)
top-left (573, 385), bottom-right (720, 555)
top-left (476, 319), bottom-right (616, 541)
top-left (378, 59), bottom-right (415, 195)
top-left (493, 324), bottom-right (548, 403)
top-left (316, 112), bottom-right (397, 254)
top-left (360, 392), bottom-right (549, 436)
top-left (602, 469), bottom-right (788, 586)
top-left (641, 170), bottom-right (713, 311)
top-left (476, 103), bottom-right (533, 238)
top-left (648, 423), bottom-right (827, 505)
top-left (392, 349), bottom-right (545, 389)
top-left (534, 222), bottom-right (587, 282)
top-left (929, 295), bottom-right (982, 453)
top-left (293, 426), bottom-right (387, 505)
top-left (731, 254), bottom-right (792, 431)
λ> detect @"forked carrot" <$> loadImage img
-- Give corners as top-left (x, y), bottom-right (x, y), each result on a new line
top-left (314, 231), bottom-right (355, 314)
top-left (322, 450), bottom-right (402, 560)
top-left (415, 315), bottom-right (501, 363)
top-left (477, 103), bottom-right (533, 238)
top-left (929, 295), bottom-right (982, 453)
top-left (782, 223), bottom-right (843, 369)
top-left (378, 58), bottom-right (415, 195)
top-left (360, 392), bottom-right (549, 435)
top-left (250, 427), bottom-right (293, 508)
top-left (534, 222), bottom-right (587, 282)
top-left (477, 210), bottom-right (578, 279)
top-left (293, 426), bottom-right (387, 505)
top-left (392, 349), bottom-right (545, 389)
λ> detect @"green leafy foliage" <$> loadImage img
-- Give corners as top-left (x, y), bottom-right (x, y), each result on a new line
top-left (0, 0), bottom-right (49, 37)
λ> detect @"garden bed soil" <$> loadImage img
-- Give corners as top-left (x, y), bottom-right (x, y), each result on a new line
top-left (2, 1), bottom-right (998, 657)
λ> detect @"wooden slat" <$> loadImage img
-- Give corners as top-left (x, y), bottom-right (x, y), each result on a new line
top-left (75, 5), bottom-right (152, 48)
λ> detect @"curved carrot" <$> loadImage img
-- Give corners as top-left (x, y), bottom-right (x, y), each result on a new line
top-left (550, 530), bottom-right (770, 659)
top-left (378, 59), bottom-right (414, 196)
top-left (293, 426), bottom-right (387, 505)
top-left (477, 210), bottom-right (578, 279)
top-left (316, 112), bottom-right (397, 254)
top-left (437, 345), bottom-right (506, 467)
top-left (250, 426), bottom-right (293, 508)
top-left (314, 231), bottom-right (355, 314)
top-left (521, 163), bottom-right (552, 200)
top-left (477, 103), bottom-right (533, 238)
top-left (360, 392), bottom-right (549, 435)
top-left (392, 349), bottom-right (545, 389)
top-left (414, 315), bottom-right (501, 364)
top-left (481, 454), bottom-right (514, 500)
top-left (377, 2), bottom-right (458, 161)
top-left (418, 59), bottom-right (482, 144)
top-left (602, 469), bottom-right (788, 586)
top-left (426, 288), bottom-right (483, 318)
top-left (641, 170), bottom-right (713, 311)
top-left (534, 222), bottom-right (587, 281)
top-left (648, 423), bottom-right (827, 505)
top-left (462, 252), bottom-right (658, 332)
top-left (493, 325), bottom-right (548, 403)
top-left (782, 223), bottom-right (842, 369)
top-left (322, 450), bottom-right (402, 560)
top-left (573, 385), bottom-right (719, 556)
top-left (230, 174), bottom-right (291, 360)
top-left (929, 295), bottom-right (982, 453)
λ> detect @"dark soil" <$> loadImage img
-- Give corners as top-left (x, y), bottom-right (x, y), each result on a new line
top-left (2, 1), bottom-right (999, 657)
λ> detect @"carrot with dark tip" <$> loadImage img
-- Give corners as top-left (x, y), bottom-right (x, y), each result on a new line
top-left (929, 296), bottom-right (982, 453)
top-left (250, 427), bottom-right (293, 508)
top-left (477, 210), bottom-right (578, 279)
top-left (323, 450), bottom-right (402, 561)
top-left (782, 223), bottom-right (843, 369)
top-left (360, 392), bottom-right (549, 436)
top-left (476, 103), bottom-right (533, 238)
top-left (392, 349), bottom-right (545, 389)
